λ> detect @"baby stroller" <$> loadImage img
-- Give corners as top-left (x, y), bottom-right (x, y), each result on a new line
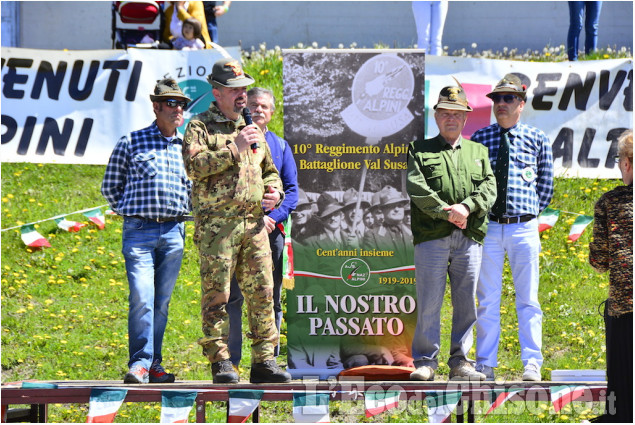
top-left (111, 1), bottom-right (165, 49)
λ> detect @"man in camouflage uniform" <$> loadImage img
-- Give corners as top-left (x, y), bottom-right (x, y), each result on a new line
top-left (182, 58), bottom-right (291, 384)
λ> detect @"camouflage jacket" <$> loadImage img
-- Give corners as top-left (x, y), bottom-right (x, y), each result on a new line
top-left (182, 103), bottom-right (283, 218)
top-left (589, 184), bottom-right (633, 316)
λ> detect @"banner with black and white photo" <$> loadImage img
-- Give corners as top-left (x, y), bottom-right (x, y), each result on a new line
top-left (283, 50), bottom-right (424, 379)
top-left (1, 47), bottom-right (240, 164)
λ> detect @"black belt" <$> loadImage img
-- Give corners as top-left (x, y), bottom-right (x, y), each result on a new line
top-left (128, 215), bottom-right (191, 223)
top-left (489, 214), bottom-right (535, 224)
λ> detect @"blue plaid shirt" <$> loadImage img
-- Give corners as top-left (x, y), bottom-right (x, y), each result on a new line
top-left (101, 122), bottom-right (191, 219)
top-left (471, 121), bottom-right (553, 217)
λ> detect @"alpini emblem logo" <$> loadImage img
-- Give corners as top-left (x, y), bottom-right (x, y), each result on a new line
top-left (340, 258), bottom-right (371, 287)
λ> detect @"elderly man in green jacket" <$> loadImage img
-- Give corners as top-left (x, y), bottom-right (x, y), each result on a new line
top-left (407, 83), bottom-right (496, 381)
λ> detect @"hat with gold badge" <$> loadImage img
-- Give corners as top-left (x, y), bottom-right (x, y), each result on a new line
top-left (433, 81), bottom-right (473, 112)
top-left (207, 58), bottom-right (255, 88)
top-left (486, 73), bottom-right (527, 100)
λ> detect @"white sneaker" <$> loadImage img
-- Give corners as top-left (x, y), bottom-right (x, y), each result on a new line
top-left (522, 363), bottom-right (541, 381)
top-left (410, 365), bottom-right (435, 381)
top-left (475, 364), bottom-right (495, 381)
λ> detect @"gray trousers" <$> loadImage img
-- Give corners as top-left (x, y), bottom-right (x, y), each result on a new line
top-left (411, 230), bottom-right (482, 369)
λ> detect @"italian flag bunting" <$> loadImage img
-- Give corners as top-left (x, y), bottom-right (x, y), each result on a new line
top-left (538, 207), bottom-right (560, 232)
top-left (425, 391), bottom-right (462, 423)
top-left (20, 224), bottom-right (51, 249)
top-left (228, 389), bottom-right (264, 423)
top-left (282, 218), bottom-right (295, 290)
top-left (84, 208), bottom-right (105, 229)
top-left (550, 385), bottom-right (588, 413)
top-left (485, 388), bottom-right (524, 417)
top-left (292, 392), bottom-right (330, 423)
top-left (55, 217), bottom-right (86, 233)
top-left (86, 388), bottom-right (127, 423)
top-left (160, 391), bottom-right (197, 423)
top-left (365, 390), bottom-right (401, 418)
top-left (568, 215), bottom-right (593, 242)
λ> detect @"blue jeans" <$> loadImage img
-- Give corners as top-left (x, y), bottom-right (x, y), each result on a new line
top-left (411, 230), bottom-right (483, 370)
top-left (476, 220), bottom-right (543, 368)
top-left (122, 217), bottom-right (185, 369)
top-left (227, 227), bottom-right (284, 365)
top-left (567, 1), bottom-right (602, 60)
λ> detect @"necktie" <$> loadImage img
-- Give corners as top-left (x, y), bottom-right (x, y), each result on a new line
top-left (491, 129), bottom-right (510, 217)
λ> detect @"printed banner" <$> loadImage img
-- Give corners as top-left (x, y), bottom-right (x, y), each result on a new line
top-left (283, 50), bottom-right (423, 378)
top-left (424, 56), bottom-right (632, 179)
top-left (1, 46), bottom-right (240, 164)
top-left (2, 48), bottom-right (631, 178)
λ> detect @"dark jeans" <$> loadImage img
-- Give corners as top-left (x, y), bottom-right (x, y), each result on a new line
top-left (567, 1), bottom-right (602, 60)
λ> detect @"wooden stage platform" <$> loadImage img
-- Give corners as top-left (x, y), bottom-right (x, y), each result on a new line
top-left (1, 379), bottom-right (607, 423)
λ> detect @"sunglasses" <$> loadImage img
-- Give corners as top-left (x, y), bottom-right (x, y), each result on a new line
top-left (491, 94), bottom-right (520, 104)
top-left (164, 99), bottom-right (188, 108)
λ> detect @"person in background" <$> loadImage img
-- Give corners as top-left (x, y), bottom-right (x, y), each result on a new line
top-left (588, 129), bottom-right (632, 423)
top-left (340, 188), bottom-right (370, 249)
top-left (163, 1), bottom-right (212, 49)
top-left (101, 78), bottom-right (192, 384)
top-left (411, 1), bottom-right (448, 55)
top-left (472, 73), bottom-right (553, 382)
top-left (407, 83), bottom-right (496, 381)
top-left (292, 189), bottom-right (320, 243)
top-left (227, 87), bottom-right (298, 368)
top-left (203, 1), bottom-right (231, 44)
top-left (182, 58), bottom-right (291, 384)
top-left (567, 1), bottom-right (603, 60)
top-left (362, 186), bottom-right (412, 256)
top-left (171, 17), bottom-right (205, 50)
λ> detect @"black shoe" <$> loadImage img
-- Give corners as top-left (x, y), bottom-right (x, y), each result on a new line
top-left (211, 359), bottom-right (239, 384)
top-left (250, 359), bottom-right (291, 383)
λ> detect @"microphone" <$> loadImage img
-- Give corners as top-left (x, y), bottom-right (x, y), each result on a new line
top-left (242, 107), bottom-right (258, 153)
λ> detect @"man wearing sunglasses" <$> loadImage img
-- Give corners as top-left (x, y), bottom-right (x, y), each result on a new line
top-left (102, 78), bottom-right (192, 384)
top-left (182, 58), bottom-right (291, 384)
top-left (471, 73), bottom-right (554, 382)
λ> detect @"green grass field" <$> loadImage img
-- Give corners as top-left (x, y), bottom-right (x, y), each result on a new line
top-left (0, 46), bottom-right (628, 422)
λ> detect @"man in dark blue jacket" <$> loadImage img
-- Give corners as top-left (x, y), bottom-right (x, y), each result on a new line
top-left (227, 87), bottom-right (299, 367)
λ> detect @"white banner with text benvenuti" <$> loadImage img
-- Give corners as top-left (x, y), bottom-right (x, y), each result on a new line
top-left (1, 47), bottom-right (239, 165)
top-left (1, 47), bottom-right (632, 178)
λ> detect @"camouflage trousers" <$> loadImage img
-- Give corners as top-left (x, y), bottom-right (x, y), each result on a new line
top-left (194, 215), bottom-right (277, 364)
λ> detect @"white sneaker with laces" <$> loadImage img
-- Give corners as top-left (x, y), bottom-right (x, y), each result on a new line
top-left (522, 363), bottom-right (541, 381)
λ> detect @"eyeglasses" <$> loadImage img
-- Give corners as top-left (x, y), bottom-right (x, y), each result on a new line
top-left (491, 94), bottom-right (520, 104)
top-left (164, 99), bottom-right (188, 108)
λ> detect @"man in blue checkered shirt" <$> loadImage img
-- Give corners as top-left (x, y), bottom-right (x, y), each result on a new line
top-left (471, 74), bottom-right (553, 383)
top-left (101, 78), bottom-right (192, 384)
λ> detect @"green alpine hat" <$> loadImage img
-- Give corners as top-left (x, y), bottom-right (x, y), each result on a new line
top-left (486, 73), bottom-right (527, 100)
top-left (149, 78), bottom-right (191, 102)
top-left (434, 84), bottom-right (473, 112)
top-left (207, 58), bottom-right (255, 88)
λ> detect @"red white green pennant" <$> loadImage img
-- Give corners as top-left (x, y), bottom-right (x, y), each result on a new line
top-left (83, 208), bottom-right (105, 229)
top-left (86, 388), bottom-right (127, 423)
top-left (425, 391), bottom-right (462, 423)
top-left (365, 390), bottom-right (401, 417)
top-left (292, 392), bottom-right (330, 423)
top-left (54, 217), bottom-right (86, 233)
top-left (20, 224), bottom-right (51, 249)
top-left (228, 389), bottom-right (264, 423)
top-left (568, 215), bottom-right (593, 242)
top-left (160, 391), bottom-right (197, 423)
top-left (538, 207), bottom-right (560, 232)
